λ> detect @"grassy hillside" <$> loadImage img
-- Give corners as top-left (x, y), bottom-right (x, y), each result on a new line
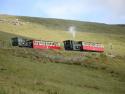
top-left (0, 48), bottom-right (125, 94)
top-left (0, 14), bottom-right (125, 94)
top-left (0, 14), bottom-right (125, 55)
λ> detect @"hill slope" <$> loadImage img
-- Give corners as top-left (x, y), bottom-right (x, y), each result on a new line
top-left (0, 14), bottom-right (125, 55)
top-left (0, 14), bottom-right (125, 94)
top-left (0, 48), bottom-right (125, 94)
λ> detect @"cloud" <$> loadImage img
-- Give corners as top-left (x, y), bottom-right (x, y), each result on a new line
top-left (1, 0), bottom-right (125, 24)
top-left (100, 0), bottom-right (125, 17)
top-left (34, 0), bottom-right (101, 19)
top-left (34, 0), bottom-right (125, 22)
top-left (97, 0), bottom-right (125, 23)
top-left (0, 0), bottom-right (125, 23)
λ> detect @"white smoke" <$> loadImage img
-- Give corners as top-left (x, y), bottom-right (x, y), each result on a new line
top-left (68, 26), bottom-right (76, 39)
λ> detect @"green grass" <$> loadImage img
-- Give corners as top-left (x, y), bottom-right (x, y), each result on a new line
top-left (0, 14), bottom-right (125, 94)
top-left (0, 48), bottom-right (125, 94)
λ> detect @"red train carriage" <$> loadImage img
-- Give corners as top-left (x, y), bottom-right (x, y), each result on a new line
top-left (32, 40), bottom-right (61, 50)
top-left (63, 40), bottom-right (104, 52)
top-left (81, 42), bottom-right (104, 52)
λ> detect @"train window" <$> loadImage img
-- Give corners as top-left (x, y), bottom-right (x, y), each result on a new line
top-left (49, 42), bottom-right (52, 46)
top-left (46, 42), bottom-right (49, 46)
top-left (35, 40), bottom-right (44, 45)
top-left (45, 41), bottom-right (48, 45)
top-left (39, 41), bottom-right (43, 45)
top-left (66, 41), bottom-right (69, 45)
top-left (44, 41), bottom-right (46, 45)
top-left (75, 46), bottom-right (79, 49)
top-left (54, 42), bottom-right (57, 46)
top-left (52, 42), bottom-right (55, 46)
top-left (34, 41), bottom-right (39, 45)
top-left (82, 42), bottom-right (85, 45)
top-left (97, 44), bottom-right (99, 47)
top-left (57, 43), bottom-right (60, 46)
top-left (49, 42), bottom-right (51, 46)
top-left (55, 42), bottom-right (59, 46)
top-left (50, 42), bottom-right (53, 46)
top-left (95, 44), bottom-right (98, 47)
top-left (85, 43), bottom-right (88, 46)
top-left (92, 43), bottom-right (95, 46)
top-left (94, 44), bottom-right (97, 47)
top-left (38, 41), bottom-right (41, 45)
top-left (96, 44), bottom-right (101, 47)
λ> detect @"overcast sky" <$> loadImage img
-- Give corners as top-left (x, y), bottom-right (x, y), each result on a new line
top-left (0, 0), bottom-right (125, 24)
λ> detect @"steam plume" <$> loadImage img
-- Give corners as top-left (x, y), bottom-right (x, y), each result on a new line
top-left (68, 26), bottom-right (76, 39)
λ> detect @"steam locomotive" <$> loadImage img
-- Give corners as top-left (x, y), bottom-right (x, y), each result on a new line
top-left (11, 37), bottom-right (104, 52)
top-left (11, 37), bottom-right (61, 50)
